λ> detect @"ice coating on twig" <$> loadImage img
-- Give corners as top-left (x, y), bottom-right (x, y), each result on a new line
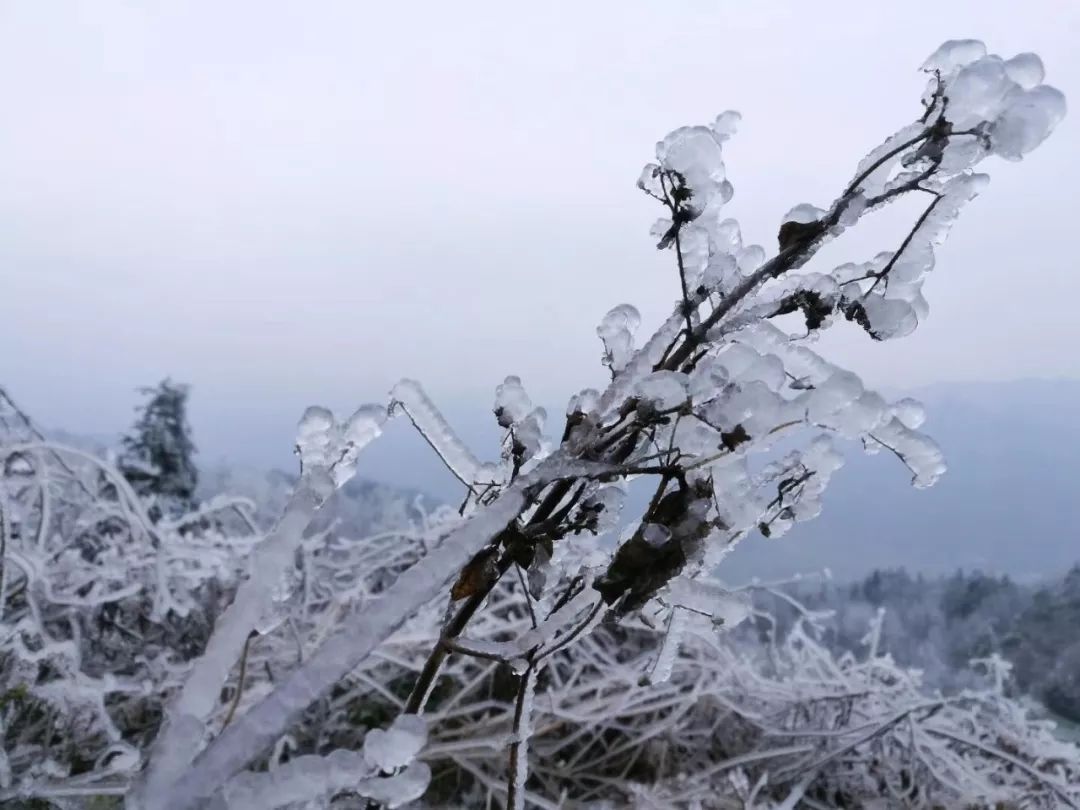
top-left (870, 417), bottom-right (946, 488)
top-left (667, 577), bottom-right (752, 628)
top-left (597, 309), bottom-right (684, 416)
top-left (494, 376), bottom-right (548, 470)
top-left (363, 714), bottom-right (428, 772)
top-left (222, 753), bottom-right (429, 810)
top-left (134, 403), bottom-right (385, 809)
top-left (597, 304), bottom-right (642, 374)
top-left (494, 376), bottom-right (534, 428)
top-left (296, 403), bottom-right (387, 491)
top-left (921, 39), bottom-right (988, 73)
top-left (782, 204), bottom-right (826, 225)
top-left (391, 379), bottom-right (501, 489)
top-left (634, 371), bottom-right (690, 412)
top-left (507, 665), bottom-right (537, 810)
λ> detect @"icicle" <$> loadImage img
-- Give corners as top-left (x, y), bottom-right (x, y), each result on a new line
top-left (647, 607), bottom-right (687, 685)
top-left (667, 577), bottom-right (751, 628)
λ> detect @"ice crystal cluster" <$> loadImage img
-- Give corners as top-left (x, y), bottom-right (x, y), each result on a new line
top-left (0, 40), bottom-right (1071, 810)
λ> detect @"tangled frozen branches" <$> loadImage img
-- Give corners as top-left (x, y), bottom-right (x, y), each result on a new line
top-left (2, 410), bottom-right (1079, 808)
top-left (191, 514), bottom-right (1080, 808)
top-left (0, 388), bottom-right (260, 803)
top-left (1, 39), bottom-right (1073, 809)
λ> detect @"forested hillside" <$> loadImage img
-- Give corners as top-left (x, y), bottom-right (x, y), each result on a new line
top-left (762, 567), bottom-right (1080, 726)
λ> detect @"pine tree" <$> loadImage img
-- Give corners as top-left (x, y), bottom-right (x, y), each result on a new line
top-left (120, 379), bottom-right (198, 515)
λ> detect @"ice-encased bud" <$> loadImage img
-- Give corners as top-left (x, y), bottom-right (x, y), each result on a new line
top-left (921, 39), bottom-right (987, 74)
top-left (578, 485), bottom-right (626, 535)
top-left (597, 304), bottom-right (641, 373)
top-left (634, 371), bottom-right (690, 411)
top-left (654, 121), bottom-right (735, 216)
top-left (636, 162), bottom-right (662, 196)
top-left (566, 388), bottom-right (600, 417)
top-left (344, 404), bottom-right (387, 448)
top-left (295, 402), bottom-right (386, 490)
top-left (860, 295), bottom-right (919, 340)
top-left (890, 397), bottom-right (927, 430)
top-left (494, 375), bottom-right (533, 428)
top-left (296, 406), bottom-right (335, 471)
top-left (336, 404), bottom-right (388, 486)
top-left (991, 85), bottom-right (1066, 160)
top-left (946, 56), bottom-right (1015, 130)
top-left (736, 244), bottom-right (766, 275)
top-left (712, 110), bottom-right (741, 141)
top-left (782, 203), bottom-right (826, 224)
top-left (1004, 52), bottom-right (1046, 90)
top-left (363, 714), bottom-right (428, 772)
top-left (667, 577), bottom-right (751, 628)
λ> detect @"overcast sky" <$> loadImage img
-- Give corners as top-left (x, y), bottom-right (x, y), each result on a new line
top-left (2, 1), bottom-right (1077, 475)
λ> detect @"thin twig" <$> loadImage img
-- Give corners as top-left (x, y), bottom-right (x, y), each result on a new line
top-left (221, 632), bottom-right (256, 730)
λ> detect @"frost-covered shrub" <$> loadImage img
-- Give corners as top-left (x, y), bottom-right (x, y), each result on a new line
top-left (2, 408), bottom-right (1079, 808)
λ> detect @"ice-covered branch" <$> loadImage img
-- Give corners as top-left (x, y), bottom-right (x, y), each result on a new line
top-left (134, 404), bottom-right (386, 808)
top-left (390, 379), bottom-right (503, 492)
top-left (156, 456), bottom-right (589, 810)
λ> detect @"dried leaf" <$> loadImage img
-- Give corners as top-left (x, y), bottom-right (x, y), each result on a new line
top-left (450, 546), bottom-right (499, 601)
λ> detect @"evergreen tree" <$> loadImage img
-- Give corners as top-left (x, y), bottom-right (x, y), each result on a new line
top-left (120, 379), bottom-right (198, 515)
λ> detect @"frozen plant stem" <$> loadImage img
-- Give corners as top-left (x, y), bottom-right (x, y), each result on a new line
top-left (404, 478), bottom-right (577, 714)
top-left (505, 663), bottom-right (537, 810)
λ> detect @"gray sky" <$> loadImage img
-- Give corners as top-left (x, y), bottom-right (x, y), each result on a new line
top-left (2, 1), bottom-right (1078, 474)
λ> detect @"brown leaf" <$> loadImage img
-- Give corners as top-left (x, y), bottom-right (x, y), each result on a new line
top-left (451, 546), bottom-right (499, 600)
